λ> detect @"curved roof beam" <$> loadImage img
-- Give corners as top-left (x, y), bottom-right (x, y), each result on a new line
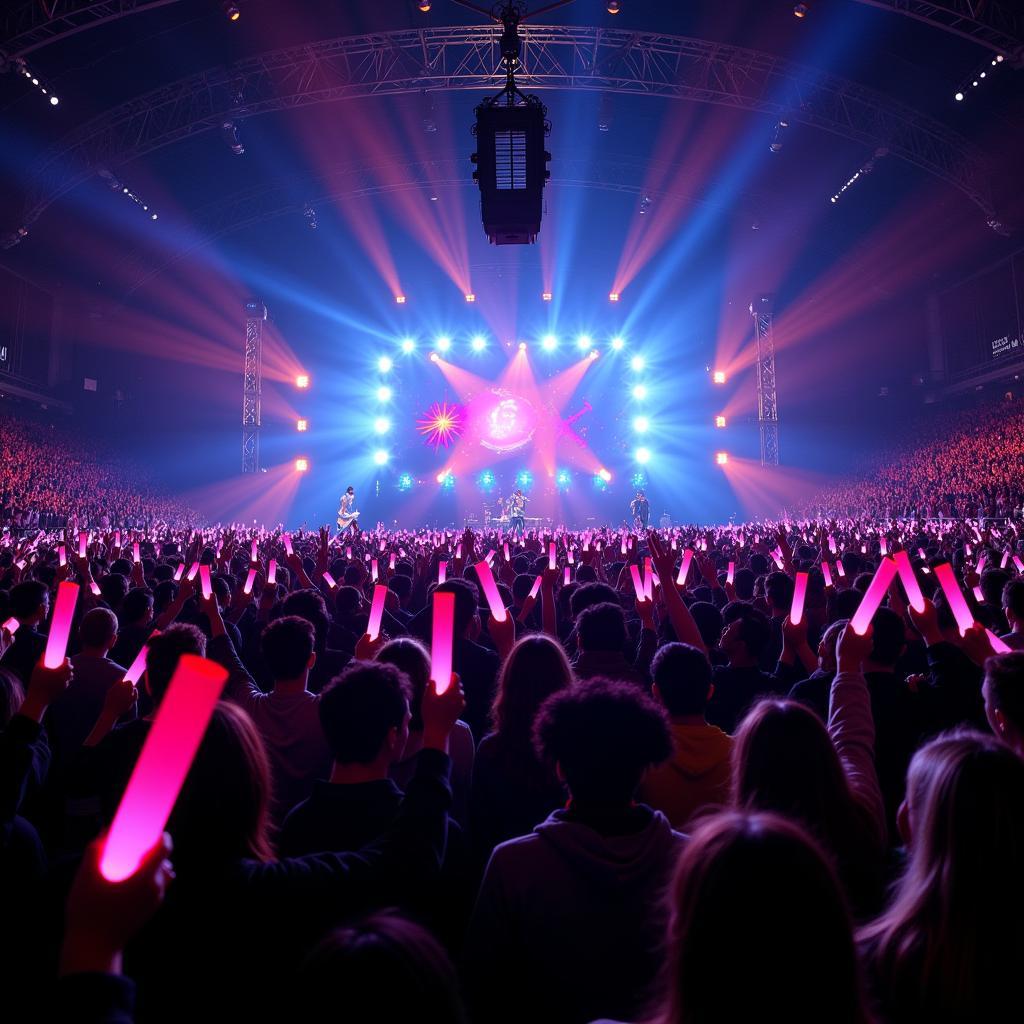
top-left (5, 23), bottom-right (997, 245)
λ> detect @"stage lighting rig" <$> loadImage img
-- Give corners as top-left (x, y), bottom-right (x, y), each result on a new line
top-left (460, 1), bottom-right (574, 244)
top-left (222, 121), bottom-right (244, 155)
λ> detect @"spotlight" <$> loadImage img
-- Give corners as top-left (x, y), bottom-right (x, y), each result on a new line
top-left (465, 293), bottom-right (476, 303)
top-left (589, 349), bottom-right (599, 360)
top-left (297, 418), bottom-right (308, 432)
top-left (712, 370), bottom-right (726, 384)
top-left (221, 121), bottom-right (244, 155)
top-left (632, 384), bottom-right (648, 400)
top-left (556, 469), bottom-right (571, 489)
top-left (398, 472), bottom-right (414, 491)
top-left (376, 385), bottom-right (393, 402)
top-left (607, 0), bottom-right (620, 11)
top-left (377, 355), bottom-right (394, 373)
top-left (542, 291), bottom-right (553, 302)
top-left (438, 471), bottom-right (455, 489)
top-left (576, 334), bottom-right (592, 351)
top-left (518, 341), bottom-right (528, 352)
top-left (609, 292), bottom-right (620, 302)
top-left (395, 294), bottom-right (406, 304)
top-left (716, 452), bottom-right (729, 465)
top-left (295, 374), bottom-right (310, 389)
top-left (151, 213), bottom-right (158, 220)
top-left (429, 352), bottom-right (440, 363)
top-left (49, 96), bottom-right (59, 106)
top-left (437, 336), bottom-right (452, 352)
top-left (516, 470), bottom-right (533, 488)
top-left (635, 447), bottom-right (651, 465)
top-left (478, 470), bottom-right (496, 490)
top-left (715, 415), bottom-right (726, 428)
top-left (633, 415), bottom-right (650, 434)
top-left (373, 417), bottom-right (391, 435)
top-left (295, 458), bottom-right (309, 472)
top-left (471, 335), bottom-right (487, 352)
top-left (793, 3), bottom-right (808, 16)
top-left (418, 0), bottom-right (432, 10)
top-left (598, 468), bottom-right (612, 482)
top-left (373, 449), bottom-right (389, 466)
top-left (611, 336), bottom-right (625, 351)
top-left (955, 91), bottom-right (964, 101)
top-left (223, 2), bottom-right (241, 20)
top-left (630, 354), bottom-right (645, 372)
top-left (400, 338), bottom-right (415, 354)
top-left (542, 334), bottom-right (558, 352)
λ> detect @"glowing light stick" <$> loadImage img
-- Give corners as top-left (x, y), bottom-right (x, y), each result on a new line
top-left (504, 542), bottom-right (511, 562)
top-left (322, 571), bottom-right (337, 589)
top-left (790, 572), bottom-right (809, 625)
top-left (199, 564), bottom-right (212, 601)
top-left (621, 535), bottom-right (627, 556)
top-left (90, 581), bottom-right (101, 596)
top-left (78, 533), bottom-right (87, 558)
top-left (771, 549), bottom-right (784, 569)
top-left (563, 566), bottom-right (571, 586)
top-left (933, 563), bottom-right (974, 637)
top-left (438, 561), bottom-right (447, 585)
top-left (43, 581), bottom-right (79, 668)
top-left (389, 552), bottom-right (396, 571)
top-left (58, 545), bottom-right (66, 567)
top-left (677, 549), bottom-right (693, 586)
top-left (243, 568), bottom-right (257, 595)
top-left (988, 633), bottom-right (1012, 654)
top-left (133, 542), bottom-right (141, 564)
top-left (893, 550), bottom-right (925, 613)
top-left (850, 559), bottom-right (899, 636)
top-left (283, 534), bottom-right (293, 557)
top-left (268, 559), bottom-right (277, 585)
top-left (965, 543), bottom-right (973, 556)
top-left (567, 549), bottom-right (575, 565)
top-left (822, 562), bottom-right (834, 588)
top-left (100, 654), bottom-right (228, 882)
top-left (250, 540), bottom-right (258, 562)
top-left (836, 561), bottom-right (846, 578)
top-left (430, 591), bottom-right (455, 695)
top-left (368, 584), bottom-right (388, 641)
top-left (643, 557), bottom-right (654, 599)
top-left (3, 617), bottom-right (20, 635)
top-left (485, 549), bottom-right (496, 567)
top-left (549, 543), bottom-right (557, 571)
top-left (528, 575), bottom-right (542, 600)
top-left (671, 538), bottom-right (678, 551)
top-left (371, 559), bottom-right (379, 582)
top-left (629, 564), bottom-right (646, 601)
top-left (379, 538), bottom-right (387, 552)
top-left (346, 546), bottom-right (352, 560)
top-left (861, 545), bottom-right (867, 554)
top-left (114, 531), bottom-right (121, 549)
top-left (973, 585), bottom-right (985, 603)
top-left (186, 562), bottom-right (200, 582)
top-left (475, 560), bottom-right (508, 623)
top-left (918, 547), bottom-right (927, 560)
top-left (880, 537), bottom-right (888, 556)
top-left (122, 631), bottom-right (159, 686)
top-left (172, 563), bottom-right (184, 582)
top-left (977, 556), bottom-right (986, 575)
top-left (1001, 550), bottom-right (1010, 569)
top-left (726, 561), bottom-right (735, 585)
top-left (828, 535), bottom-right (837, 554)
top-left (1015, 556), bottom-right (1024, 574)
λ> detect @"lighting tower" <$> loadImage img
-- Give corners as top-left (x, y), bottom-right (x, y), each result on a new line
top-left (749, 294), bottom-right (779, 467)
top-left (242, 300), bottom-right (266, 473)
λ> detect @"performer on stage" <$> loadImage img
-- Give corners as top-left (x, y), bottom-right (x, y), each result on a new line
top-left (337, 485), bottom-right (360, 532)
top-left (630, 489), bottom-right (650, 531)
top-left (508, 488), bottom-right (527, 537)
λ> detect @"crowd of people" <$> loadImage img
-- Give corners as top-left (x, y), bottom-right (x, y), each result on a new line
top-left (800, 395), bottom-right (1024, 520)
top-left (0, 413), bottom-right (199, 531)
top-left (2, 506), bottom-right (1024, 1023)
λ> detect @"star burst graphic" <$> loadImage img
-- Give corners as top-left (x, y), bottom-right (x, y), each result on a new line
top-left (417, 400), bottom-right (465, 450)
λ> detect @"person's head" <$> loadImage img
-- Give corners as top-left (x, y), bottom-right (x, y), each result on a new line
top-left (817, 619), bottom-right (847, 673)
top-left (1002, 577), bottom-right (1024, 631)
top-left (0, 668), bottom-right (24, 729)
top-left (388, 574), bottom-right (412, 607)
top-left (864, 731), bottom-right (1024, 1018)
top-left (764, 571), bottom-right (794, 614)
top-left (260, 615), bottom-right (316, 683)
top-left (144, 623), bottom-right (206, 705)
top-left (298, 912), bottom-right (468, 1023)
top-left (688, 601), bottom-right (723, 652)
top-left (168, 701), bottom-right (273, 866)
top-left (346, 486), bottom-right (355, 495)
top-left (319, 661), bottom-right (411, 767)
top-left (79, 607), bottom-right (118, 653)
top-left (120, 586), bottom-right (154, 627)
top-left (534, 677), bottom-right (672, 805)
top-left (9, 580), bottom-right (49, 626)
top-left (491, 633), bottom-right (574, 740)
top-left (570, 581), bottom-right (619, 620)
top-left (281, 589), bottom-right (330, 643)
top-left (576, 601), bottom-right (627, 655)
top-left (982, 653), bottom-right (1024, 753)
top-left (656, 811), bottom-right (869, 1024)
top-left (98, 572), bottom-right (129, 610)
top-left (648, 638), bottom-right (714, 718)
top-left (982, 567), bottom-right (1012, 612)
top-left (867, 606), bottom-right (905, 668)
top-left (719, 604), bottom-right (771, 666)
top-left (435, 578), bottom-right (481, 639)
top-left (376, 637), bottom-right (431, 731)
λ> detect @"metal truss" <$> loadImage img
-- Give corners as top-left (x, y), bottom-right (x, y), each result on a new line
top-left (750, 296), bottom-right (779, 468)
top-left (7, 23), bottom-right (999, 243)
top-left (2, 1), bottom-right (1021, 62)
top-left (242, 301), bottom-right (265, 474)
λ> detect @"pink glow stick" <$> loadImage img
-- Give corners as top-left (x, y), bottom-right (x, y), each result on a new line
top-left (629, 564), bottom-right (646, 601)
top-left (567, 549), bottom-right (575, 565)
top-left (322, 571), bottom-right (337, 589)
top-left (186, 561), bottom-right (200, 582)
top-left (893, 550), bottom-right (925, 613)
top-left (199, 564), bottom-right (212, 601)
top-left (850, 559), bottom-right (899, 636)
top-left (918, 547), bottom-right (927, 560)
top-left (485, 549), bottom-right (496, 567)
top-left (643, 557), bottom-right (654, 599)
top-left (346, 546), bottom-right (352, 560)
top-left (965, 543), bottom-right (973, 556)
top-left (43, 581), bottom-right (79, 668)
top-left (430, 591), bottom-right (455, 695)
top-left (58, 544), bottom-right (67, 567)
top-left (977, 556), bottom-right (986, 575)
top-left (371, 559), bottom-right (379, 582)
top-left (828, 535), bottom-right (837, 554)
top-left (283, 534), bottom-right (293, 557)
top-left (1014, 556), bottom-right (1024, 574)
top-left (563, 566), bottom-right (571, 586)
top-left (173, 563), bottom-right (184, 582)
top-left (367, 584), bottom-right (388, 641)
top-left (973, 585), bottom-right (985, 603)
top-left (243, 568), bottom-right (257, 595)
top-left (528, 575), bottom-right (542, 600)
top-left (671, 538), bottom-right (678, 551)
top-left (100, 654), bottom-right (228, 882)
top-left (934, 563), bottom-right (973, 637)
top-left (988, 632), bottom-right (1012, 653)
top-left (836, 561), bottom-right (846, 578)
top-left (822, 562), bottom-right (834, 587)
top-left (122, 631), bottom-right (159, 686)
top-left (113, 530), bottom-right (121, 549)
top-left (455, 543), bottom-right (462, 560)
top-left (438, 561), bottom-right (447, 585)
top-left (90, 581), bottom-right (101, 596)
top-left (548, 543), bottom-right (557, 571)
top-left (389, 552), bottom-right (396, 570)
top-left (1001, 550), bottom-right (1010, 569)
top-left (790, 572), bottom-right (809, 625)
top-left (3, 617), bottom-right (20, 635)
top-left (78, 533), bottom-right (87, 558)
top-left (268, 559), bottom-right (277, 585)
top-left (677, 549), bottom-right (693, 586)
top-left (132, 542), bottom-right (141, 564)
top-left (726, 561), bottom-right (735, 585)
top-left (880, 537), bottom-right (888, 556)
top-left (475, 560), bottom-right (508, 622)
top-left (621, 535), bottom-right (627, 556)
top-left (250, 540), bottom-right (258, 562)
top-left (379, 538), bottom-right (387, 552)
top-left (503, 542), bottom-right (510, 561)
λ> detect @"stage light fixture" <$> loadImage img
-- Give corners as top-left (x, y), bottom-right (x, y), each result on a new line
top-left (607, 0), bottom-right (620, 12)
top-left (589, 349), bottom-right (599, 360)
top-left (516, 470), bottom-right (533, 488)
top-left (609, 292), bottom-right (620, 302)
top-left (297, 418), bottom-right (308, 432)
top-left (611, 336), bottom-right (625, 351)
top-left (478, 470), bottom-right (496, 491)
top-left (955, 91), bottom-right (964, 101)
top-left (598, 468), bottom-right (612, 482)
top-left (630, 354), bottom-right (645, 372)
top-left (429, 352), bottom-right (440, 363)
top-left (635, 447), bottom-right (651, 465)
top-left (632, 384), bottom-right (648, 400)
top-left (373, 417), bottom-right (391, 435)
top-left (716, 452), bottom-right (729, 465)
top-left (471, 335), bottom-right (487, 352)
top-left (418, 0), bottom-right (431, 10)
top-left (465, 293), bottom-right (476, 303)
top-left (542, 291), bottom-right (552, 302)
top-left (376, 385), bottom-right (393, 402)
top-left (50, 96), bottom-right (59, 106)
top-left (401, 338), bottom-right (416, 354)
top-left (793, 3), bottom-right (808, 16)
top-left (542, 334), bottom-right (558, 352)
top-left (295, 374), bottom-right (310, 389)
top-left (295, 458), bottom-right (309, 472)
top-left (223, 2), bottom-right (241, 20)
top-left (556, 469), bottom-right (571, 489)
top-left (395, 294), bottom-right (406, 304)
top-left (221, 121), bottom-right (244, 155)
top-left (438, 471), bottom-right (455, 489)
top-left (377, 355), bottom-right (394, 373)
top-left (576, 334), bottom-right (592, 351)
top-left (518, 341), bottom-right (528, 352)
top-left (715, 415), bottom-right (726, 428)
top-left (373, 449), bottom-right (389, 466)
top-left (712, 370), bottom-right (726, 384)
top-left (633, 415), bottom-right (650, 434)
top-left (398, 473), bottom-right (414, 491)
top-left (437, 336), bottom-right (452, 352)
